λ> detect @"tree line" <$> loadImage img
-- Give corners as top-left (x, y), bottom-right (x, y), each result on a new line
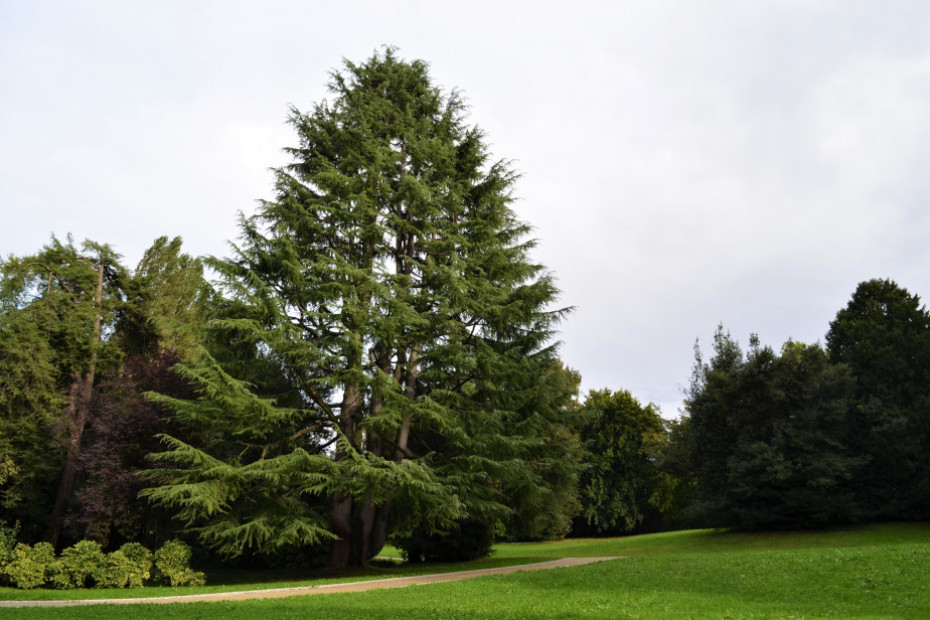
top-left (681, 280), bottom-right (930, 531)
top-left (1, 50), bottom-right (927, 575)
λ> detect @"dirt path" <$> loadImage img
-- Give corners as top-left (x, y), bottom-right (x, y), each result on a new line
top-left (0, 557), bottom-right (619, 607)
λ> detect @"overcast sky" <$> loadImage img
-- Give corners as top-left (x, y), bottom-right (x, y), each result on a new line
top-left (2, 1), bottom-right (929, 417)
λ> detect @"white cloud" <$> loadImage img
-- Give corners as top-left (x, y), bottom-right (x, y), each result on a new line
top-left (2, 0), bottom-right (929, 416)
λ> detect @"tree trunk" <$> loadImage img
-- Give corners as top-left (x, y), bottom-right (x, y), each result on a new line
top-left (395, 345), bottom-right (419, 461)
top-left (45, 261), bottom-right (103, 548)
top-left (352, 499), bottom-right (377, 567)
top-left (369, 503), bottom-right (389, 557)
top-left (45, 372), bottom-right (93, 547)
top-left (329, 493), bottom-right (353, 569)
top-left (329, 372), bottom-right (360, 569)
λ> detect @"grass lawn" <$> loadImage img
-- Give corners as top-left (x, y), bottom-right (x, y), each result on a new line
top-left (1, 522), bottom-right (927, 618)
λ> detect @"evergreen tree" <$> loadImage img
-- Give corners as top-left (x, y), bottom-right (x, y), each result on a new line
top-left (684, 328), bottom-right (859, 530)
top-left (499, 362), bottom-right (583, 541)
top-left (143, 49), bottom-right (575, 568)
top-left (826, 279), bottom-right (930, 519)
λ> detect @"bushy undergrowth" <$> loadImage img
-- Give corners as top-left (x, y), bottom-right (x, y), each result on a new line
top-left (0, 539), bottom-right (203, 589)
top-left (395, 519), bottom-right (496, 563)
top-left (153, 539), bottom-right (205, 587)
top-left (5, 542), bottom-right (55, 589)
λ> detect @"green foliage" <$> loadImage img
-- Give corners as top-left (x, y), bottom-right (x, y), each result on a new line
top-left (0, 234), bottom-right (217, 550)
top-left (3, 542), bottom-right (55, 588)
top-left (0, 521), bottom-right (18, 570)
top-left (0, 235), bottom-right (127, 544)
top-left (153, 540), bottom-right (205, 587)
top-left (144, 49), bottom-right (574, 568)
top-left (496, 363), bottom-right (585, 541)
top-left (0, 539), bottom-right (199, 590)
top-left (116, 542), bottom-right (153, 588)
top-left (394, 518), bottom-right (496, 563)
top-left (683, 328), bottom-right (860, 530)
top-left (4, 525), bottom-right (927, 618)
top-left (49, 540), bottom-right (106, 589)
top-left (826, 278), bottom-right (930, 520)
top-left (116, 236), bottom-right (211, 358)
top-left (643, 416), bottom-right (695, 524)
top-left (576, 389), bottom-right (667, 534)
top-left (93, 550), bottom-right (133, 588)
top-left (0, 286), bottom-right (65, 537)
top-left (0, 235), bottom-right (125, 379)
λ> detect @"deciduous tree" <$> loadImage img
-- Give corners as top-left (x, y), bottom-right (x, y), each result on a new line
top-left (575, 389), bottom-right (665, 534)
top-left (0, 237), bottom-right (125, 546)
top-left (0, 302), bottom-right (63, 540)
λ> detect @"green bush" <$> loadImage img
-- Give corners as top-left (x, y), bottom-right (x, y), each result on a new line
top-left (94, 550), bottom-right (133, 588)
top-left (0, 521), bottom-right (18, 573)
top-left (51, 539), bottom-right (106, 589)
top-left (153, 539), bottom-right (205, 586)
top-left (395, 519), bottom-right (495, 563)
top-left (117, 542), bottom-right (153, 588)
top-left (3, 542), bottom-right (55, 588)
top-left (1, 539), bottom-right (204, 589)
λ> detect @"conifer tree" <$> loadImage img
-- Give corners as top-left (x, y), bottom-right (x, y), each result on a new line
top-left (684, 329), bottom-right (859, 530)
top-left (826, 279), bottom-right (930, 519)
top-left (144, 49), bottom-right (575, 568)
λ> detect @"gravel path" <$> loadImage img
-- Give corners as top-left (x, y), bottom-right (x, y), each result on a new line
top-left (0, 557), bottom-right (619, 607)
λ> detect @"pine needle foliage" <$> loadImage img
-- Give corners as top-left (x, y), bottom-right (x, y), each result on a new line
top-left (144, 49), bottom-right (578, 568)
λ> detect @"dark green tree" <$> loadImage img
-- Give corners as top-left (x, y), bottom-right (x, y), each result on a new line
top-left (499, 362), bottom-right (583, 541)
top-left (647, 415), bottom-right (696, 528)
top-left (0, 302), bottom-right (63, 540)
top-left (826, 279), bottom-right (930, 519)
top-left (684, 328), bottom-right (859, 530)
top-left (681, 329), bottom-right (743, 522)
top-left (143, 49), bottom-right (575, 568)
top-left (575, 389), bottom-right (665, 534)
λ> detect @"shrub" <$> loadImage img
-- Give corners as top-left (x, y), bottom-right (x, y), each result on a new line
top-left (0, 522), bottom-right (18, 574)
top-left (3, 542), bottom-right (55, 588)
top-left (1, 539), bottom-right (204, 589)
top-left (94, 550), bottom-right (133, 588)
top-left (154, 539), bottom-right (205, 586)
top-left (395, 519), bottom-right (495, 563)
top-left (117, 542), bottom-right (153, 588)
top-left (51, 540), bottom-right (106, 589)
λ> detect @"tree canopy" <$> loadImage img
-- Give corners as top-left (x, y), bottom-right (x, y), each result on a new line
top-left (142, 49), bottom-right (578, 568)
top-left (575, 389), bottom-right (665, 534)
top-left (826, 278), bottom-right (930, 519)
top-left (0, 236), bottom-right (125, 544)
top-left (683, 329), bottom-right (860, 530)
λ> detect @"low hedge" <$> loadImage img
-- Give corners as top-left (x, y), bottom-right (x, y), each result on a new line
top-left (0, 539), bottom-right (204, 589)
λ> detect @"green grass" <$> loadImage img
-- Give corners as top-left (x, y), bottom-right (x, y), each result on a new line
top-left (1, 523), bottom-right (928, 618)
